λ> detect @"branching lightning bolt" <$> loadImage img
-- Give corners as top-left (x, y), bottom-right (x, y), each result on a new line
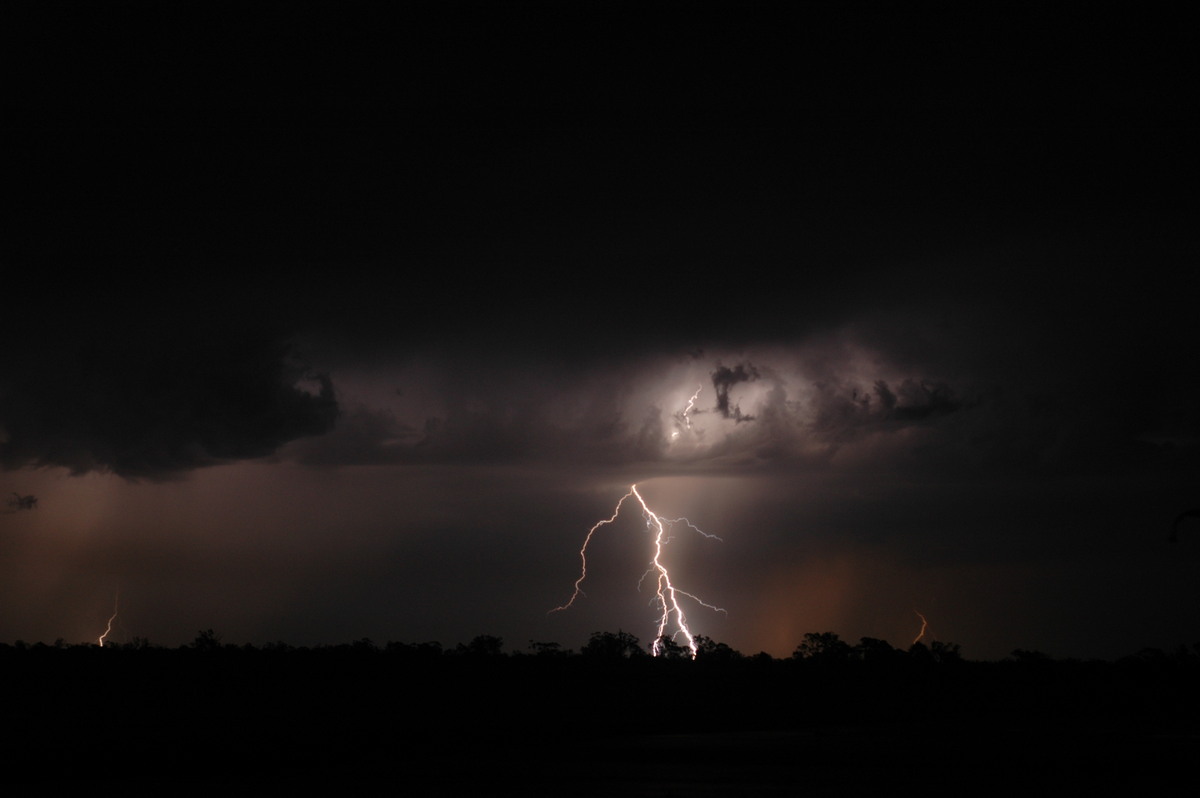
top-left (551, 483), bottom-right (726, 659)
top-left (98, 591), bottom-right (119, 648)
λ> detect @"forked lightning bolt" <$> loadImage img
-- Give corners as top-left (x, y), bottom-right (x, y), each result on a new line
top-left (551, 483), bottom-right (726, 659)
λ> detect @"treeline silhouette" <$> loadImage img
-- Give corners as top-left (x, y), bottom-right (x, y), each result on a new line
top-left (7, 630), bottom-right (1200, 788)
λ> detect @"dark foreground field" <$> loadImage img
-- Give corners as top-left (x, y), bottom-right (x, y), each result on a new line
top-left (7, 638), bottom-right (1198, 792)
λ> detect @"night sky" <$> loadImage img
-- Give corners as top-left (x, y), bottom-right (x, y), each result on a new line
top-left (3, 2), bottom-right (1199, 661)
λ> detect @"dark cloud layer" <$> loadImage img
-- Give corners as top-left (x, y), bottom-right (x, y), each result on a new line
top-left (711, 364), bottom-right (760, 422)
top-left (0, 314), bottom-right (337, 479)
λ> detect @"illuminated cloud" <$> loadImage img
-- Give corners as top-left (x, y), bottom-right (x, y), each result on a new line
top-left (284, 338), bottom-right (984, 480)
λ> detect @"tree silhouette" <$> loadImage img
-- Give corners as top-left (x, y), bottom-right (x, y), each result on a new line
top-left (694, 635), bottom-right (742, 662)
top-left (581, 630), bottom-right (646, 659)
top-left (930, 640), bottom-right (962, 663)
top-left (793, 632), bottom-right (852, 663)
top-left (191, 629), bottom-right (222, 652)
top-left (856, 636), bottom-right (902, 665)
top-left (528, 640), bottom-right (570, 657)
top-left (652, 635), bottom-right (690, 660)
top-left (456, 634), bottom-right (504, 657)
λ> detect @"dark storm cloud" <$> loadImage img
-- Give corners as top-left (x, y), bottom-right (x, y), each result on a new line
top-left (872, 380), bottom-right (960, 422)
top-left (0, 317), bottom-right (338, 480)
top-left (291, 387), bottom-right (633, 469)
top-left (711, 364), bottom-right (760, 422)
top-left (689, 368), bottom-right (981, 476)
top-left (7, 493), bottom-right (38, 511)
top-left (1, 493), bottom-right (38, 515)
top-left (808, 379), bottom-right (966, 442)
top-left (286, 406), bottom-right (417, 468)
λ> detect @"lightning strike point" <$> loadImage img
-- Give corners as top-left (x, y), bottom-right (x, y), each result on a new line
top-left (98, 592), bottom-right (119, 648)
top-left (551, 483), bottom-right (725, 659)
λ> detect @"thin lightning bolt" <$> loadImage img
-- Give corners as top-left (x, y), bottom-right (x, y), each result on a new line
top-left (913, 610), bottom-right (929, 645)
top-left (682, 385), bottom-right (701, 429)
top-left (98, 591), bottom-right (119, 648)
top-left (551, 483), bottom-right (726, 659)
top-left (671, 385), bottom-right (703, 441)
